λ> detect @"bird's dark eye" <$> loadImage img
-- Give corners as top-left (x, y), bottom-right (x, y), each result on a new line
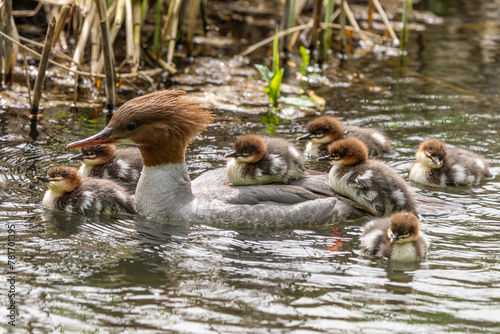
top-left (316, 131), bottom-right (323, 135)
top-left (126, 123), bottom-right (137, 131)
top-left (428, 149), bottom-right (432, 154)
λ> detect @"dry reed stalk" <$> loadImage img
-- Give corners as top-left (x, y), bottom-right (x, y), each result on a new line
top-left (31, 17), bottom-right (56, 117)
top-left (71, 2), bottom-right (96, 74)
top-left (166, 0), bottom-right (182, 64)
top-left (90, 14), bottom-right (100, 73)
top-left (146, 49), bottom-right (177, 74)
top-left (371, 0), bottom-right (399, 45)
top-left (52, 3), bottom-right (73, 49)
top-left (124, 0), bottom-right (134, 66)
top-left (308, 0), bottom-right (322, 52)
top-left (4, 0), bottom-right (14, 84)
top-left (186, 0), bottom-right (202, 57)
top-left (95, 0), bottom-right (116, 112)
top-left (22, 49), bottom-right (32, 105)
top-left (0, 9), bottom-right (3, 85)
top-left (131, 1), bottom-right (144, 72)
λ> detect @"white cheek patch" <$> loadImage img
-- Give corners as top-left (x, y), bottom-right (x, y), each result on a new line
top-left (47, 180), bottom-right (68, 193)
top-left (416, 151), bottom-right (432, 166)
top-left (371, 133), bottom-right (386, 146)
top-left (310, 135), bottom-right (332, 145)
top-left (235, 155), bottom-right (256, 163)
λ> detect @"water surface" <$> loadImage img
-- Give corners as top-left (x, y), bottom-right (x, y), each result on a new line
top-left (1, 1), bottom-right (500, 332)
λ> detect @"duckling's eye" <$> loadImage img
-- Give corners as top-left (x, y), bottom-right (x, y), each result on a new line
top-left (55, 174), bottom-right (61, 178)
top-left (427, 149), bottom-right (432, 154)
top-left (401, 232), bottom-right (410, 238)
top-left (332, 155), bottom-right (340, 160)
top-left (316, 131), bottom-right (323, 135)
top-left (126, 123), bottom-right (137, 131)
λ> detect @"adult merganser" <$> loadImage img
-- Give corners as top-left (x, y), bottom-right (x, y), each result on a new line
top-left (69, 144), bottom-right (143, 187)
top-left (65, 90), bottom-right (357, 225)
top-left (224, 134), bottom-right (305, 185)
top-left (35, 166), bottom-right (135, 215)
top-left (361, 211), bottom-right (429, 262)
top-left (318, 138), bottom-right (416, 217)
top-left (409, 138), bottom-right (491, 187)
top-left (297, 115), bottom-right (393, 158)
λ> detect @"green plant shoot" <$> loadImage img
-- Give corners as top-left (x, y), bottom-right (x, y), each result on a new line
top-left (254, 27), bottom-right (284, 109)
top-left (299, 46), bottom-right (310, 75)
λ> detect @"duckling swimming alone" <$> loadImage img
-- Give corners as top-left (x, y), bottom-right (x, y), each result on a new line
top-left (224, 134), bottom-right (305, 185)
top-left (297, 115), bottom-right (393, 158)
top-left (35, 166), bottom-right (135, 215)
top-left (318, 138), bottom-right (416, 216)
top-left (361, 211), bottom-right (429, 262)
top-left (409, 138), bottom-right (491, 187)
top-left (69, 145), bottom-right (143, 186)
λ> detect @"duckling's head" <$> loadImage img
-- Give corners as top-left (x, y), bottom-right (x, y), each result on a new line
top-left (388, 211), bottom-right (420, 244)
top-left (66, 90), bottom-right (214, 166)
top-left (416, 138), bottom-right (447, 169)
top-left (224, 134), bottom-right (266, 163)
top-left (296, 116), bottom-right (343, 144)
top-left (69, 145), bottom-right (116, 166)
top-left (35, 166), bottom-right (81, 194)
top-left (317, 138), bottom-right (368, 166)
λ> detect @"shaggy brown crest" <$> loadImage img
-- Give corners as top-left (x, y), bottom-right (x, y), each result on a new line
top-left (327, 138), bottom-right (368, 165)
top-left (47, 166), bottom-right (82, 192)
top-left (389, 211), bottom-right (419, 237)
top-left (232, 134), bottom-right (266, 160)
top-left (418, 138), bottom-right (447, 161)
top-left (306, 116), bottom-right (343, 139)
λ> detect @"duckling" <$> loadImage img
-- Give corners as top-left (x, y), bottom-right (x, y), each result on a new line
top-left (35, 166), bottom-right (135, 215)
top-left (69, 145), bottom-right (143, 186)
top-left (297, 115), bottom-right (393, 158)
top-left (409, 138), bottom-right (491, 187)
top-left (318, 138), bottom-right (416, 216)
top-left (224, 134), bottom-right (305, 186)
top-left (361, 211), bottom-right (429, 262)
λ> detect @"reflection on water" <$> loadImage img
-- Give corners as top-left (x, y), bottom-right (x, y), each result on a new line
top-left (1, 1), bottom-right (500, 332)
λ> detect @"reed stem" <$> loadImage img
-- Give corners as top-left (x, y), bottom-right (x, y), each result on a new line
top-left (31, 17), bottom-right (56, 117)
top-left (95, 0), bottom-right (117, 113)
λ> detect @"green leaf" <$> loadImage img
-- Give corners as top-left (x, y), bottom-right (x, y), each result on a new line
top-left (299, 46), bottom-right (310, 75)
top-left (254, 64), bottom-right (273, 83)
top-left (267, 68), bottom-right (283, 108)
top-left (272, 26), bottom-right (280, 76)
top-left (280, 95), bottom-right (316, 108)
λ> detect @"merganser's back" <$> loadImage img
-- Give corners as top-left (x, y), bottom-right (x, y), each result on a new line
top-left (35, 166), bottom-right (135, 215)
top-left (225, 134), bottom-right (305, 185)
top-left (361, 211), bottom-right (429, 262)
top-left (66, 90), bottom-right (357, 225)
top-left (409, 138), bottom-right (491, 187)
top-left (69, 145), bottom-right (143, 187)
top-left (297, 115), bottom-right (393, 158)
top-left (318, 138), bottom-right (416, 217)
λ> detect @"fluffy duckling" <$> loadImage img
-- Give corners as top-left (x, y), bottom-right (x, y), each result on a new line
top-left (224, 134), bottom-right (305, 185)
top-left (35, 166), bottom-right (135, 215)
top-left (409, 138), bottom-right (491, 187)
top-left (318, 138), bottom-right (415, 216)
top-left (361, 211), bottom-right (429, 262)
top-left (297, 115), bottom-right (393, 158)
top-left (69, 145), bottom-right (143, 186)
